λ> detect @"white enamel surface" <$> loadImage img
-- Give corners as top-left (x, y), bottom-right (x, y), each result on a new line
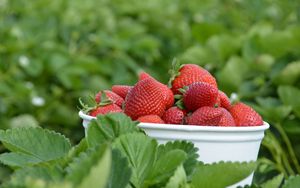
top-left (79, 111), bottom-right (269, 187)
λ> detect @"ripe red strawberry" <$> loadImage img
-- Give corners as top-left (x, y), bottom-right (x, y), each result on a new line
top-left (170, 64), bottom-right (217, 94)
top-left (124, 78), bottom-right (167, 120)
top-left (89, 104), bottom-right (123, 117)
top-left (95, 90), bottom-right (124, 107)
top-left (163, 107), bottom-right (187, 124)
top-left (185, 106), bottom-right (223, 126)
top-left (111, 85), bottom-right (133, 99)
top-left (216, 90), bottom-right (231, 110)
top-left (139, 71), bottom-right (151, 80)
top-left (229, 102), bottom-right (263, 126)
top-left (183, 82), bottom-right (218, 112)
top-left (218, 108), bottom-right (235, 126)
top-left (139, 71), bottom-right (174, 109)
top-left (137, 115), bottom-right (165, 124)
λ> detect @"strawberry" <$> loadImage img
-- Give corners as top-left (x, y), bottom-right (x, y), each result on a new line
top-left (124, 78), bottom-right (167, 120)
top-left (111, 85), bottom-right (133, 99)
top-left (137, 115), bottom-right (165, 124)
top-left (183, 82), bottom-right (218, 112)
top-left (139, 71), bottom-right (151, 80)
top-left (218, 108), bottom-right (235, 126)
top-left (163, 107), bottom-right (187, 124)
top-left (89, 104), bottom-right (123, 117)
top-left (138, 71), bottom-right (174, 109)
top-left (95, 90), bottom-right (124, 107)
top-left (229, 102), bottom-right (263, 126)
top-left (169, 63), bottom-right (217, 94)
top-left (216, 90), bottom-right (231, 110)
top-left (185, 106), bottom-right (223, 126)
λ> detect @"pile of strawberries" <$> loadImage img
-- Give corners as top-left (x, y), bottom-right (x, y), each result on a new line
top-left (86, 63), bottom-right (263, 126)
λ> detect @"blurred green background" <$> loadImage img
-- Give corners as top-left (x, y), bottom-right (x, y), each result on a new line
top-left (1, 0), bottom-right (300, 184)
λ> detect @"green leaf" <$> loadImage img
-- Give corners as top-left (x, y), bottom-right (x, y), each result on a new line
top-left (0, 152), bottom-right (42, 167)
top-left (62, 138), bottom-right (88, 168)
top-left (21, 180), bottom-right (72, 188)
top-left (147, 149), bottom-right (187, 186)
top-left (106, 149), bottom-right (131, 188)
top-left (217, 56), bottom-right (248, 94)
top-left (207, 35), bottom-right (241, 62)
top-left (66, 144), bottom-right (110, 187)
top-left (273, 61), bottom-right (300, 85)
top-left (87, 113), bottom-right (141, 147)
top-left (112, 133), bottom-right (157, 188)
top-left (282, 119), bottom-right (300, 134)
top-left (254, 97), bottom-right (292, 123)
top-left (283, 175), bottom-right (300, 188)
top-left (78, 146), bottom-right (111, 188)
top-left (278, 86), bottom-right (300, 118)
top-left (8, 165), bottom-right (64, 186)
top-left (190, 161), bottom-right (256, 188)
top-left (9, 114), bottom-right (39, 128)
top-left (157, 141), bottom-right (199, 178)
top-left (179, 46), bottom-right (214, 67)
top-left (250, 54), bottom-right (275, 73)
top-left (192, 23), bottom-right (224, 43)
top-left (0, 128), bottom-right (71, 167)
top-left (261, 174), bottom-right (284, 188)
top-left (164, 165), bottom-right (188, 188)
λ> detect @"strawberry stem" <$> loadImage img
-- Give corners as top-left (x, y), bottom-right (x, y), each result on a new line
top-left (274, 123), bottom-right (300, 174)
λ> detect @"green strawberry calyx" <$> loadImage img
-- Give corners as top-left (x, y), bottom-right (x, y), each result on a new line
top-left (79, 92), bottom-right (113, 114)
top-left (168, 58), bottom-right (182, 87)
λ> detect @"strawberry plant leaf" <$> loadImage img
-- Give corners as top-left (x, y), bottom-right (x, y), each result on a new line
top-left (17, 180), bottom-right (72, 188)
top-left (190, 161), bottom-right (256, 188)
top-left (254, 97), bottom-right (292, 123)
top-left (158, 141), bottom-right (199, 179)
top-left (147, 149), bottom-right (187, 187)
top-left (282, 175), bottom-right (300, 188)
top-left (261, 174), bottom-right (284, 188)
top-left (273, 61), bottom-right (300, 85)
top-left (112, 133), bottom-right (157, 188)
top-left (86, 113), bottom-right (141, 147)
top-left (66, 144), bottom-right (110, 187)
top-left (164, 165), bottom-right (188, 188)
top-left (0, 152), bottom-right (42, 168)
top-left (106, 149), bottom-right (131, 188)
top-left (0, 128), bottom-right (71, 166)
top-left (7, 165), bottom-right (64, 187)
top-left (216, 56), bottom-right (249, 94)
top-left (77, 146), bottom-right (111, 188)
top-left (278, 86), bottom-right (300, 118)
top-left (62, 138), bottom-right (88, 168)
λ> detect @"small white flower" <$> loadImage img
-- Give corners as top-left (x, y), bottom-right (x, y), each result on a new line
top-left (19, 55), bottom-right (29, 67)
top-left (230, 93), bottom-right (238, 102)
top-left (31, 96), bottom-right (45, 106)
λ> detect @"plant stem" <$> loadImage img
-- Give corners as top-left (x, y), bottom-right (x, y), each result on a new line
top-left (274, 123), bottom-right (300, 173)
top-left (282, 152), bottom-right (295, 176)
top-left (262, 134), bottom-right (289, 176)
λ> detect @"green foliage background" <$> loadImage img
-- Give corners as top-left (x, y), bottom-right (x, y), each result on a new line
top-left (1, 0), bottom-right (300, 185)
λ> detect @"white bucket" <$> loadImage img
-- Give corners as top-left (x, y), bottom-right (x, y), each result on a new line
top-left (78, 111), bottom-right (269, 187)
